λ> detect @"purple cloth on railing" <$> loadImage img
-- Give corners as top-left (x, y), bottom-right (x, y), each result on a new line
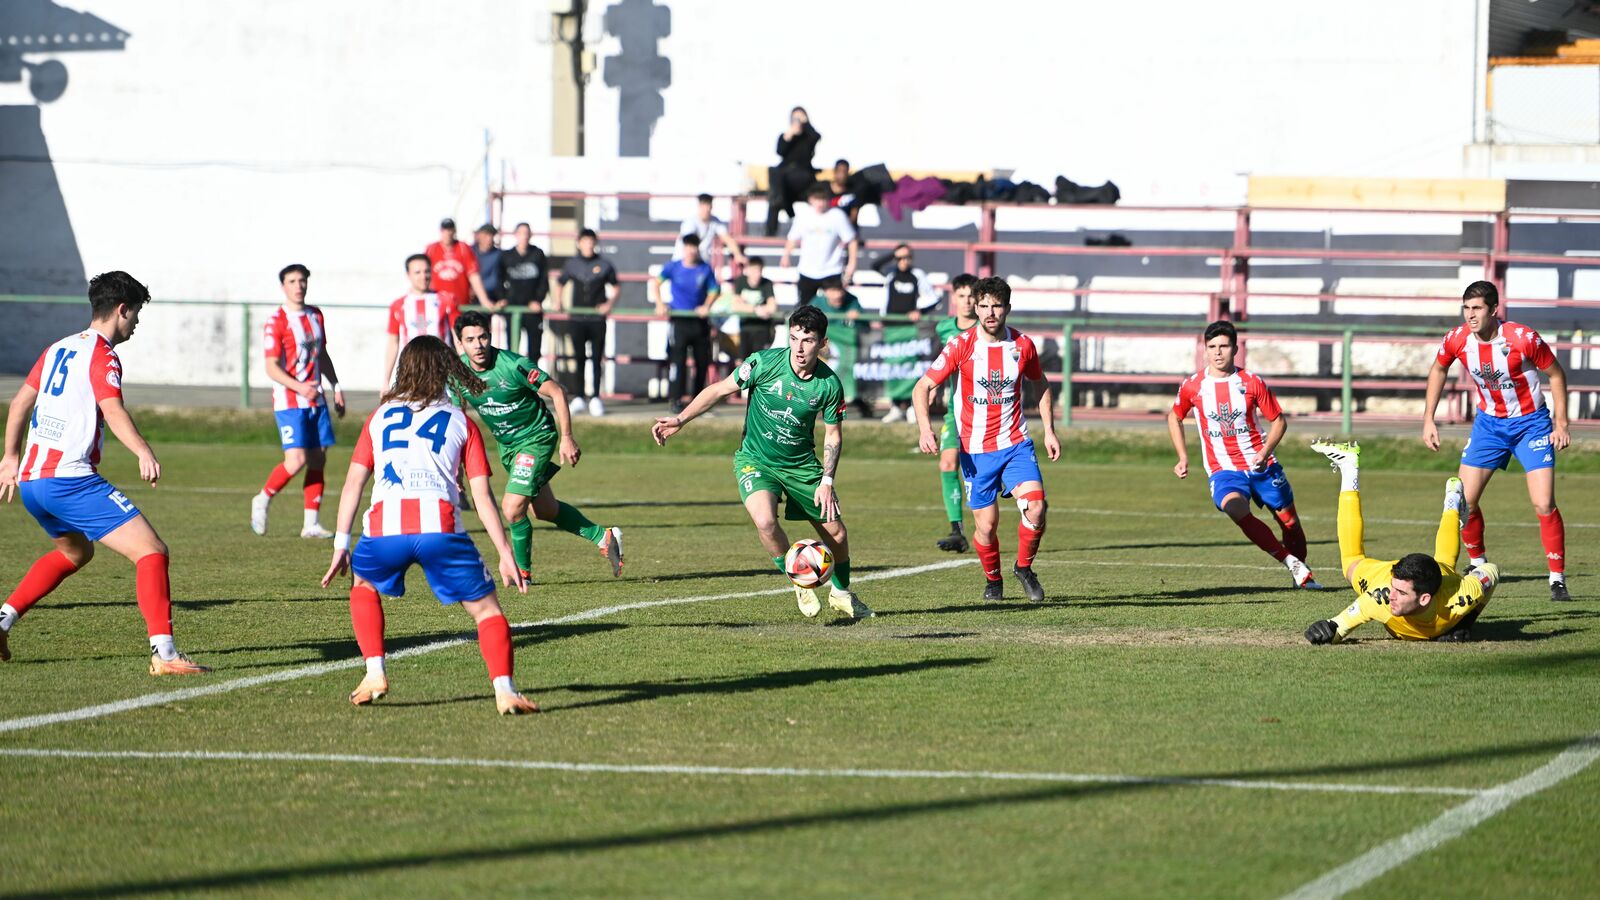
top-left (882, 176), bottom-right (947, 221)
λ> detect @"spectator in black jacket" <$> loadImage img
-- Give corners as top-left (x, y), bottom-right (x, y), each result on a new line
top-left (765, 106), bottom-right (821, 236)
top-left (503, 222), bottom-right (549, 362)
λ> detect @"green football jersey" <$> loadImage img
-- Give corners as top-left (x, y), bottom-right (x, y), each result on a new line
top-left (935, 316), bottom-right (975, 415)
top-left (733, 347), bottom-right (845, 469)
top-left (455, 349), bottom-right (558, 448)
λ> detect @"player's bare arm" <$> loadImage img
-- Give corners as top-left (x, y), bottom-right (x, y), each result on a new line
top-left (1038, 381), bottom-right (1061, 462)
top-left (468, 473), bottom-right (527, 592)
top-left (912, 375), bottom-right (940, 453)
top-left (321, 461), bottom-right (370, 587)
top-left (1166, 408), bottom-right (1189, 479)
top-left (778, 237), bottom-right (796, 268)
top-left (0, 382), bottom-right (36, 501)
top-left (98, 395), bottom-right (160, 486)
top-left (649, 274), bottom-right (667, 317)
top-left (651, 372), bottom-right (741, 445)
top-left (1545, 359), bottom-right (1571, 450)
top-left (843, 241), bottom-right (858, 286)
top-left (815, 421), bottom-right (843, 522)
top-left (317, 345), bottom-right (346, 417)
top-left (265, 356), bottom-right (318, 402)
top-left (1421, 359), bottom-right (1450, 451)
top-left (381, 334), bottom-right (400, 387)
top-left (1254, 414), bottom-right (1288, 472)
top-left (537, 378), bottom-right (582, 466)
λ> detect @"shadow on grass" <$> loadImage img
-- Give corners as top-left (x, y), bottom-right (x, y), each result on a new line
top-left (633, 564), bottom-right (894, 585)
top-left (25, 733), bottom-right (1594, 899)
top-left (533, 656), bottom-right (991, 713)
top-left (41, 596), bottom-right (331, 612)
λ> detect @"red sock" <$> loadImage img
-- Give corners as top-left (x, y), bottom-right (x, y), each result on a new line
top-left (1275, 506), bottom-right (1308, 561)
top-left (261, 464), bottom-right (293, 498)
top-left (1462, 507), bottom-right (1486, 559)
top-left (5, 551), bottom-right (80, 618)
top-left (303, 468), bottom-right (325, 512)
top-left (1236, 515), bottom-right (1289, 562)
top-left (1539, 509), bottom-right (1565, 575)
top-left (134, 553), bottom-right (173, 638)
top-left (349, 584), bottom-right (385, 658)
top-left (1016, 520), bottom-right (1043, 569)
top-left (477, 614), bottom-right (513, 680)
top-left (975, 539), bottom-right (1002, 582)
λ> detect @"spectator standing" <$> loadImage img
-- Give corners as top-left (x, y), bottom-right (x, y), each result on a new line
top-left (673, 193), bottom-right (747, 267)
top-left (652, 234), bottom-right (720, 414)
top-left (781, 184), bottom-right (858, 308)
top-left (765, 106), bottom-right (822, 236)
top-left (728, 257), bottom-right (779, 361)
top-left (472, 225), bottom-right (510, 347)
top-left (878, 243), bottom-right (943, 422)
top-left (426, 218), bottom-right (492, 311)
top-left (553, 228), bottom-right (618, 417)
top-left (819, 276), bottom-right (871, 419)
top-left (503, 223), bottom-right (550, 363)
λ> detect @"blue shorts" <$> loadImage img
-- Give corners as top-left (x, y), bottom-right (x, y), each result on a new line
top-left (19, 474), bottom-right (142, 541)
top-left (1209, 462), bottom-right (1294, 512)
top-left (351, 532), bottom-right (495, 605)
top-left (959, 441), bottom-right (1044, 510)
top-left (1462, 409), bottom-right (1555, 472)
top-left (275, 406), bottom-right (336, 450)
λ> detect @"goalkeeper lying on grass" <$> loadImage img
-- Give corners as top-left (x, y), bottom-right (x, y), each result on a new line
top-left (1303, 440), bottom-right (1499, 644)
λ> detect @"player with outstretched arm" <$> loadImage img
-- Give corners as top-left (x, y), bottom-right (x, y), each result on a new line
top-left (651, 305), bottom-right (873, 619)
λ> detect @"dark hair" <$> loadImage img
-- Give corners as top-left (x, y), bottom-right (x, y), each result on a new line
top-left (789, 304), bottom-right (829, 339)
top-left (974, 276), bottom-right (1010, 305)
top-left (1203, 320), bottom-right (1238, 345)
top-left (680, 233), bottom-right (701, 248)
top-left (405, 253), bottom-right (429, 270)
top-left (1463, 280), bottom-right (1499, 310)
top-left (453, 309), bottom-right (492, 337)
top-left (514, 221), bottom-right (531, 232)
top-left (476, 224), bottom-right (496, 236)
top-left (745, 256), bottom-right (765, 268)
top-left (950, 273), bottom-right (978, 292)
top-left (1392, 553), bottom-right (1443, 598)
top-left (278, 264), bottom-right (310, 283)
top-left (577, 228), bottom-right (598, 241)
top-left (791, 105), bottom-right (808, 117)
top-left (821, 275), bottom-right (845, 291)
top-left (696, 193), bottom-right (713, 204)
top-left (88, 271), bottom-right (150, 319)
top-left (834, 159), bottom-right (849, 170)
top-left (383, 335), bottom-right (486, 408)
top-left (806, 183), bottom-right (832, 201)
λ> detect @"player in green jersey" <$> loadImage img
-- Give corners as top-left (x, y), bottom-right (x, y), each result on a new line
top-left (453, 311), bottom-right (622, 581)
top-left (932, 274), bottom-right (978, 553)
top-left (651, 305), bottom-right (873, 619)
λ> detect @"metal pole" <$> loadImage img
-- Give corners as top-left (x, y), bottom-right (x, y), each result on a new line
top-left (509, 308), bottom-right (523, 355)
top-left (1341, 329), bottom-right (1354, 435)
top-left (239, 304), bottom-right (251, 409)
top-left (1062, 322), bottom-right (1075, 428)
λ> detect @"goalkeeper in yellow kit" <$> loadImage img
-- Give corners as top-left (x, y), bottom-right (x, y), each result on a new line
top-left (1303, 439), bottom-right (1500, 644)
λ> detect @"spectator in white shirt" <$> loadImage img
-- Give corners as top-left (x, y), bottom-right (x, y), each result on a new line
top-left (672, 193), bottom-right (748, 266)
top-left (779, 184), bottom-right (858, 307)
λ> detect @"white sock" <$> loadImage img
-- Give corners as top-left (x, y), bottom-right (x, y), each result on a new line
top-left (150, 634), bottom-right (177, 660)
top-left (1339, 466), bottom-right (1359, 492)
top-left (492, 675), bottom-right (515, 694)
top-left (256, 491), bottom-right (271, 504)
top-left (1470, 556), bottom-right (1488, 568)
top-left (303, 509), bottom-right (320, 529)
top-left (366, 656), bottom-right (386, 679)
top-left (1550, 572), bottom-right (1566, 585)
top-left (0, 603), bottom-right (18, 633)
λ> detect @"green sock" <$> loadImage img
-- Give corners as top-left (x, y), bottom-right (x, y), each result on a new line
top-left (940, 470), bottom-right (963, 525)
top-left (508, 516), bottom-right (533, 573)
top-left (772, 555), bottom-right (786, 575)
top-left (829, 557), bottom-right (851, 591)
top-left (553, 502), bottom-right (605, 544)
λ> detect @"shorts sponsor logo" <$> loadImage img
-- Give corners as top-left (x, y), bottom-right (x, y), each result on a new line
top-left (1528, 435), bottom-right (1550, 450)
top-left (513, 453), bottom-right (536, 478)
top-left (107, 489), bottom-right (134, 513)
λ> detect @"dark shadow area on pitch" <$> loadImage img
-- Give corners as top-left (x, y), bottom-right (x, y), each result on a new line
top-left (577, 500), bottom-right (740, 509)
top-left (532, 656), bottom-right (990, 713)
top-left (1468, 618), bottom-right (1583, 643)
top-left (1476, 646), bottom-right (1600, 674)
top-left (182, 623), bottom-right (622, 666)
top-left (41, 595), bottom-right (329, 612)
top-left (26, 732), bottom-right (1591, 900)
top-left (876, 601), bottom-right (1072, 618)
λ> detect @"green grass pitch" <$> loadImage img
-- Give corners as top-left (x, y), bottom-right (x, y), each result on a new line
top-left (1, 414), bottom-right (1596, 897)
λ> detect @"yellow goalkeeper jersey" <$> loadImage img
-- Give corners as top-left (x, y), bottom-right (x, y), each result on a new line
top-left (1334, 560), bottom-right (1498, 641)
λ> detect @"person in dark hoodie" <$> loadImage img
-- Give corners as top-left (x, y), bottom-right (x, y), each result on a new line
top-left (765, 106), bottom-right (821, 236)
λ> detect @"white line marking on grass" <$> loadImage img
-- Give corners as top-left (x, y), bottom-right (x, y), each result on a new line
top-left (1282, 729), bottom-right (1600, 899)
top-left (0, 560), bottom-right (974, 736)
top-left (0, 747), bottom-right (1484, 798)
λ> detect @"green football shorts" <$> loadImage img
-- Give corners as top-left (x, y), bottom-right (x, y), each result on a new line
top-left (501, 438), bottom-right (562, 498)
top-left (733, 452), bottom-right (826, 522)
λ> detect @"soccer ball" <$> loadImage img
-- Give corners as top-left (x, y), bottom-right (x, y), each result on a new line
top-left (783, 539), bottom-right (833, 588)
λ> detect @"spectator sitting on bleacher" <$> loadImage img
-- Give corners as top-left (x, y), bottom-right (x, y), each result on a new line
top-left (765, 106), bottom-right (821, 236)
top-left (727, 256), bottom-right (779, 362)
top-left (781, 183), bottom-right (858, 308)
top-left (828, 159), bottom-right (861, 226)
top-left (673, 193), bottom-right (747, 266)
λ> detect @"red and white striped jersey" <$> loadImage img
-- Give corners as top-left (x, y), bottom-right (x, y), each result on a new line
top-left (1172, 369), bottom-right (1282, 476)
top-left (386, 292), bottom-right (459, 347)
top-left (350, 400), bottom-right (490, 537)
top-left (19, 330), bottom-right (123, 482)
top-left (924, 326), bottom-right (1044, 454)
top-left (1435, 322), bottom-right (1555, 418)
top-left (263, 305), bottom-right (327, 411)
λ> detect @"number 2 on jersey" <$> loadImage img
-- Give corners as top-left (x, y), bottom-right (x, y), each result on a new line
top-left (381, 407), bottom-right (451, 453)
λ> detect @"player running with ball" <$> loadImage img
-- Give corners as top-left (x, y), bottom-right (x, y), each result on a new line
top-left (1303, 439), bottom-right (1499, 644)
top-left (651, 305), bottom-right (873, 619)
top-left (321, 336), bottom-right (537, 714)
top-left (912, 277), bottom-right (1060, 602)
top-left (1167, 320), bottom-right (1319, 590)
